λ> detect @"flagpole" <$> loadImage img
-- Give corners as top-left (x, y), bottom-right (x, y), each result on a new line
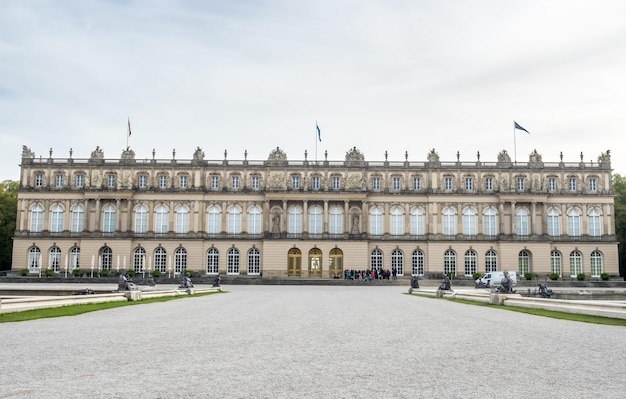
top-left (315, 120), bottom-right (318, 164)
top-left (513, 124), bottom-right (517, 165)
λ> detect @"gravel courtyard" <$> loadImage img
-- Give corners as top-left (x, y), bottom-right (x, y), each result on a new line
top-left (1, 285), bottom-right (624, 398)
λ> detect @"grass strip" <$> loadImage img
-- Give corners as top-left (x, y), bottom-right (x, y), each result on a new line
top-left (408, 293), bottom-right (626, 326)
top-left (0, 291), bottom-right (223, 323)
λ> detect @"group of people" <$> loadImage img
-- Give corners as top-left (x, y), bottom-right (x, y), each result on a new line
top-left (344, 268), bottom-right (398, 281)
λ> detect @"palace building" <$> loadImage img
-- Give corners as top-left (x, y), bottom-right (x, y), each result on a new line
top-left (12, 145), bottom-right (618, 280)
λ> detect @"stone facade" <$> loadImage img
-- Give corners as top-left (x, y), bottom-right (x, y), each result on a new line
top-left (12, 146), bottom-right (618, 279)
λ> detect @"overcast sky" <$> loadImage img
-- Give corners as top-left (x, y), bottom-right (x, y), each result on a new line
top-left (1, 0), bottom-right (625, 181)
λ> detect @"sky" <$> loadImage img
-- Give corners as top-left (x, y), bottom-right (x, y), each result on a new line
top-left (1, 0), bottom-right (625, 181)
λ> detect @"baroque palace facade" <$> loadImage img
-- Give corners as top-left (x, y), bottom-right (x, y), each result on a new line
top-left (12, 145), bottom-right (618, 279)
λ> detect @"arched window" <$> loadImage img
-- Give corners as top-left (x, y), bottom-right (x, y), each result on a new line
top-left (369, 206), bottom-right (383, 236)
top-left (442, 207), bottom-right (456, 236)
top-left (569, 250), bottom-right (582, 277)
top-left (227, 205), bottom-right (241, 235)
top-left (247, 205), bottom-right (262, 235)
top-left (176, 205), bottom-right (190, 234)
top-left (411, 249), bottom-right (424, 276)
top-left (370, 248), bottom-right (383, 271)
top-left (207, 205), bottom-right (221, 235)
top-left (134, 204), bottom-right (148, 234)
top-left (515, 208), bottom-right (529, 236)
top-left (50, 204), bottom-right (64, 233)
top-left (390, 206), bottom-right (404, 236)
top-left (410, 207), bottom-right (424, 236)
top-left (463, 208), bottom-right (477, 236)
top-left (28, 246), bottom-right (41, 272)
top-left (133, 247), bottom-right (146, 273)
top-left (518, 250), bottom-right (530, 275)
top-left (248, 247), bottom-right (261, 275)
top-left (567, 208), bottom-right (581, 237)
top-left (588, 208), bottom-right (601, 237)
top-left (550, 250), bottom-right (561, 277)
top-left (71, 204), bottom-right (84, 233)
top-left (547, 208), bottom-right (560, 237)
top-left (308, 205), bottom-right (323, 235)
top-left (206, 248), bottom-right (219, 274)
top-left (154, 247), bottom-right (167, 273)
top-left (483, 207), bottom-right (497, 237)
top-left (154, 204), bottom-right (169, 234)
top-left (227, 247), bottom-right (240, 275)
top-left (70, 247), bottom-right (80, 271)
top-left (590, 250), bottom-right (602, 277)
top-left (485, 249), bottom-right (497, 273)
top-left (175, 247), bottom-right (187, 274)
top-left (49, 246), bottom-right (61, 272)
top-left (464, 249), bottom-right (477, 276)
top-left (329, 206), bottom-right (343, 235)
top-left (101, 246), bottom-right (113, 271)
top-left (288, 206), bottom-right (302, 235)
top-left (391, 249), bottom-right (404, 276)
top-left (102, 204), bottom-right (116, 233)
top-left (30, 204), bottom-right (44, 232)
top-left (444, 249), bottom-right (456, 275)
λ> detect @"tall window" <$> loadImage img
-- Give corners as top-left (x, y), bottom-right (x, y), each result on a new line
top-left (138, 175), bottom-right (147, 188)
top-left (154, 205), bottom-right (169, 234)
top-left (567, 208), bottom-right (581, 237)
top-left (370, 249), bottom-right (383, 271)
top-left (515, 208), bottom-right (529, 236)
top-left (55, 174), bottom-right (64, 187)
top-left (589, 178), bottom-right (597, 192)
top-left (332, 176), bottom-right (341, 190)
top-left (462, 208), bottom-right (477, 236)
top-left (107, 174), bottom-right (116, 188)
top-left (35, 173), bottom-right (43, 187)
top-left (372, 177), bottom-right (381, 191)
top-left (309, 206), bottom-right (322, 235)
top-left (410, 207), bottom-right (424, 236)
top-left (179, 175), bottom-right (188, 189)
top-left (444, 177), bottom-right (453, 190)
top-left (590, 250), bottom-right (602, 277)
top-left (547, 208), bottom-right (561, 237)
top-left (70, 247), bottom-right (80, 270)
top-left (134, 204), bottom-right (148, 234)
top-left (207, 205), bottom-right (221, 235)
top-left (248, 205), bottom-right (262, 235)
top-left (390, 206), bottom-right (404, 236)
top-left (569, 250), bottom-right (582, 277)
top-left (392, 177), bottom-right (401, 191)
top-left (411, 249), bottom-right (424, 276)
top-left (518, 250), bottom-right (530, 275)
top-left (50, 204), bottom-right (64, 233)
top-left (485, 177), bottom-right (493, 191)
top-left (311, 176), bottom-right (320, 190)
top-left (133, 247), bottom-right (146, 273)
top-left (483, 207), bottom-right (497, 236)
top-left (175, 247), bottom-right (187, 274)
top-left (548, 178), bottom-right (557, 191)
top-left (550, 250), bottom-right (561, 276)
top-left (588, 208), bottom-right (601, 237)
top-left (391, 249), bottom-right (404, 275)
top-left (444, 249), bottom-right (456, 275)
top-left (75, 174), bottom-right (84, 188)
top-left (159, 175), bottom-right (168, 188)
top-left (49, 247), bottom-right (61, 272)
top-left (227, 247), bottom-right (240, 275)
top-left (228, 205), bottom-right (241, 235)
top-left (329, 206), bottom-right (343, 235)
top-left (102, 204), bottom-right (116, 233)
top-left (101, 247), bottom-right (112, 271)
top-left (465, 177), bottom-right (473, 191)
top-left (206, 248), bottom-right (219, 274)
top-left (369, 206), bottom-right (383, 236)
top-left (28, 246), bottom-right (41, 272)
top-left (251, 175), bottom-right (260, 190)
top-left (211, 175), bottom-right (219, 189)
top-left (30, 204), bottom-right (43, 232)
top-left (464, 250), bottom-right (477, 276)
top-left (569, 177), bottom-right (577, 191)
top-left (442, 206), bottom-right (456, 236)
top-left (71, 204), bottom-right (84, 233)
top-left (413, 176), bottom-right (422, 190)
top-left (288, 206), bottom-right (303, 235)
top-left (154, 247), bottom-right (167, 272)
top-left (485, 250), bottom-right (497, 273)
top-left (516, 177), bottom-right (525, 191)
top-left (248, 247), bottom-right (261, 275)
top-left (176, 205), bottom-right (189, 234)
top-left (291, 175), bottom-right (300, 189)
top-left (231, 175), bottom-right (239, 189)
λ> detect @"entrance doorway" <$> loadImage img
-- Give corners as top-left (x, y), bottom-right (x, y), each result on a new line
top-left (308, 248), bottom-right (322, 277)
top-left (288, 248), bottom-right (302, 276)
top-left (329, 248), bottom-right (343, 278)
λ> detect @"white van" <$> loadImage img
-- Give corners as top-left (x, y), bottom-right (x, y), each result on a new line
top-left (475, 271), bottom-right (517, 287)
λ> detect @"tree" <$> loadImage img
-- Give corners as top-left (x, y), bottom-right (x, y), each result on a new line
top-left (0, 180), bottom-right (18, 270)
top-left (612, 174), bottom-right (626, 278)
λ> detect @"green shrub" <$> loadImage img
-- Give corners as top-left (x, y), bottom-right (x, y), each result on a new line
top-left (126, 269), bottom-right (136, 277)
top-left (45, 269), bottom-right (55, 277)
top-left (20, 268), bottom-right (30, 276)
top-left (72, 268), bottom-right (82, 277)
top-left (446, 272), bottom-right (455, 279)
top-left (472, 272), bottom-right (482, 280)
top-left (600, 272), bottom-right (610, 281)
top-left (576, 273), bottom-right (586, 281)
top-left (152, 270), bottom-right (162, 278)
top-left (100, 269), bottom-right (111, 277)
top-left (524, 272), bottom-right (535, 280)
top-left (548, 273), bottom-right (559, 281)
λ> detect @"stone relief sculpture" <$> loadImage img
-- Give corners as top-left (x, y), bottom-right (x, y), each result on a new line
top-left (267, 147), bottom-right (288, 166)
top-left (345, 147), bottom-right (365, 161)
top-left (346, 173), bottom-right (365, 190)
top-left (92, 171), bottom-right (102, 186)
top-left (90, 146), bottom-right (104, 160)
top-left (497, 150), bottom-right (511, 163)
top-left (120, 147), bottom-right (135, 161)
top-left (267, 172), bottom-right (286, 189)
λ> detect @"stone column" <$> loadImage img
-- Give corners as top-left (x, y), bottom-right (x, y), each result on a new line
top-left (510, 201), bottom-right (516, 235)
top-left (303, 200), bottom-right (308, 233)
top-left (344, 200), bottom-right (350, 234)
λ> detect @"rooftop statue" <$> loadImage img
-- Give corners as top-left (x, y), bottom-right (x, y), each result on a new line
top-left (21, 145), bottom-right (35, 159)
top-left (90, 146), bottom-right (104, 160)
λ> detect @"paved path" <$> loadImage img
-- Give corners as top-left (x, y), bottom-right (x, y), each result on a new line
top-left (1, 285), bottom-right (625, 398)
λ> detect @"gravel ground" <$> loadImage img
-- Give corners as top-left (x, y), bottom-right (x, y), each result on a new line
top-left (1, 285), bottom-right (625, 398)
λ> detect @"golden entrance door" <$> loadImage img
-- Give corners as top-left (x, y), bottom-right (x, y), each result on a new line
top-left (287, 248), bottom-right (302, 276)
top-left (329, 248), bottom-right (343, 278)
top-left (308, 248), bottom-right (322, 277)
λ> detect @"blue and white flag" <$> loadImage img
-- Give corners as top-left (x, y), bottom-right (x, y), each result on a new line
top-left (316, 123), bottom-right (321, 142)
top-left (514, 121), bottom-right (529, 134)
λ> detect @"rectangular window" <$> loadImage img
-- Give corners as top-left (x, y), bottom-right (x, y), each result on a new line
top-left (138, 175), bottom-right (147, 188)
top-left (569, 177), bottom-right (577, 191)
top-left (444, 177), bottom-right (452, 190)
top-left (107, 175), bottom-right (116, 188)
top-left (211, 175), bottom-right (219, 189)
top-left (231, 176), bottom-right (239, 189)
top-left (55, 175), bottom-right (64, 187)
top-left (311, 176), bottom-right (320, 190)
top-left (517, 177), bottom-right (525, 191)
top-left (292, 176), bottom-right (300, 189)
top-left (485, 177), bottom-right (493, 191)
top-left (392, 177), bottom-right (401, 190)
top-left (465, 177), bottom-right (473, 191)
top-left (179, 175), bottom-right (187, 189)
top-left (332, 176), bottom-right (340, 190)
top-left (549, 178), bottom-right (557, 191)
top-left (159, 175), bottom-right (167, 188)
top-left (589, 178), bottom-right (597, 192)
top-left (35, 173), bottom-right (43, 187)
top-left (251, 176), bottom-right (260, 190)
top-left (75, 175), bottom-right (84, 188)
top-left (372, 177), bottom-right (380, 190)
top-left (413, 177), bottom-right (421, 190)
